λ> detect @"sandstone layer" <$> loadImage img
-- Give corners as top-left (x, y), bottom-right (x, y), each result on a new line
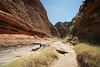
top-left (0, 0), bottom-right (59, 38)
top-left (73, 0), bottom-right (100, 44)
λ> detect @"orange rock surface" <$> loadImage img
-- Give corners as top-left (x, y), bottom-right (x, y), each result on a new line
top-left (0, 0), bottom-right (59, 38)
top-left (74, 0), bottom-right (100, 44)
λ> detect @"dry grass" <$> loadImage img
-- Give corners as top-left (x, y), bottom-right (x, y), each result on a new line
top-left (48, 37), bottom-right (63, 42)
top-left (4, 47), bottom-right (59, 67)
top-left (74, 43), bottom-right (100, 67)
top-left (62, 35), bottom-right (73, 43)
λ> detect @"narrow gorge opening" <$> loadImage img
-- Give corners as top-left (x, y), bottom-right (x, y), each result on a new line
top-left (40, 0), bottom-right (85, 38)
top-left (0, 0), bottom-right (100, 67)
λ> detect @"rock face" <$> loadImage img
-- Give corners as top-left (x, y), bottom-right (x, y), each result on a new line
top-left (55, 22), bottom-right (71, 38)
top-left (0, 0), bottom-right (59, 37)
top-left (73, 0), bottom-right (100, 44)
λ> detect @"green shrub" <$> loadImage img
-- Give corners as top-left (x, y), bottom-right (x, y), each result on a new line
top-left (69, 25), bottom-right (74, 32)
top-left (62, 34), bottom-right (74, 43)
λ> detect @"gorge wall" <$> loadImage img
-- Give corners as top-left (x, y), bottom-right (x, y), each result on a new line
top-left (55, 22), bottom-right (71, 38)
top-left (73, 0), bottom-right (100, 44)
top-left (0, 0), bottom-right (59, 38)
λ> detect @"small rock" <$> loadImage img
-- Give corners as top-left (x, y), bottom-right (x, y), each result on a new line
top-left (56, 49), bottom-right (69, 54)
top-left (16, 55), bottom-right (21, 57)
top-left (32, 48), bottom-right (40, 51)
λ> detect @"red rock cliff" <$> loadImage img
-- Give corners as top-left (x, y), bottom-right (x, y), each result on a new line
top-left (55, 22), bottom-right (71, 38)
top-left (0, 0), bottom-right (59, 37)
top-left (74, 0), bottom-right (100, 44)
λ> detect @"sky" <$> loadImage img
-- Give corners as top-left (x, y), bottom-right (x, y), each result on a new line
top-left (40, 0), bottom-right (84, 25)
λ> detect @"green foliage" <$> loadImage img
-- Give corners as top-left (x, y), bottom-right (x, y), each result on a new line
top-left (65, 24), bottom-right (68, 26)
top-left (62, 34), bottom-right (73, 43)
top-left (48, 37), bottom-right (63, 42)
top-left (74, 43), bottom-right (100, 67)
top-left (69, 25), bottom-right (75, 32)
top-left (57, 32), bottom-right (61, 38)
top-left (17, 9), bottom-right (22, 13)
top-left (80, 1), bottom-right (85, 10)
top-left (72, 20), bottom-right (76, 24)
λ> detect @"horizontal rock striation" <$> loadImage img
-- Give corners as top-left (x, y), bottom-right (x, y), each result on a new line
top-left (74, 0), bottom-right (100, 44)
top-left (0, 0), bottom-right (59, 38)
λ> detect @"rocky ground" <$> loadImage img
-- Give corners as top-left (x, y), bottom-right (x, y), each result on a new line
top-left (50, 42), bottom-right (78, 67)
top-left (0, 39), bottom-right (78, 67)
top-left (0, 42), bottom-right (43, 66)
